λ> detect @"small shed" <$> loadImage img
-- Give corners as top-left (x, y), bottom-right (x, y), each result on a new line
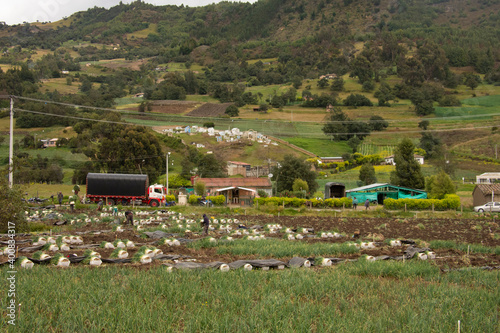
top-left (346, 183), bottom-right (427, 204)
top-left (324, 182), bottom-right (346, 199)
top-left (194, 177), bottom-right (272, 206)
top-left (227, 161), bottom-right (251, 177)
top-left (472, 184), bottom-right (500, 206)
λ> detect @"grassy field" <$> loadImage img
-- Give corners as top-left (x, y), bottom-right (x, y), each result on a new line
top-left (1, 262), bottom-right (497, 332)
top-left (126, 23), bottom-right (158, 39)
top-left (285, 137), bottom-right (350, 156)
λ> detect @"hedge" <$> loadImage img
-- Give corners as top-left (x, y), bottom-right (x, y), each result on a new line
top-left (383, 194), bottom-right (460, 211)
top-left (165, 195), bottom-right (176, 203)
top-left (188, 195), bottom-right (201, 205)
top-left (207, 195), bottom-right (226, 206)
top-left (254, 196), bottom-right (352, 208)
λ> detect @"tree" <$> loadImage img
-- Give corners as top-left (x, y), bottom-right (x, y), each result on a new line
top-left (414, 100), bottom-right (435, 116)
top-left (374, 82), bottom-right (395, 107)
top-left (330, 77), bottom-right (344, 92)
top-left (398, 57), bottom-right (425, 87)
top-left (348, 136), bottom-right (361, 153)
top-left (198, 154), bottom-right (226, 178)
top-left (0, 175), bottom-right (28, 233)
top-left (317, 78), bottom-right (329, 89)
top-left (225, 105), bottom-right (239, 117)
top-left (350, 55), bottom-right (373, 83)
top-left (359, 163), bottom-right (377, 185)
top-left (272, 155), bottom-right (318, 194)
top-left (322, 107), bottom-right (371, 141)
top-left (343, 94), bottom-right (373, 107)
top-left (194, 181), bottom-right (206, 196)
top-left (463, 73), bottom-right (481, 90)
top-left (390, 138), bottom-right (425, 189)
top-left (418, 120), bottom-right (430, 130)
top-left (292, 178), bottom-right (309, 192)
top-left (368, 115), bottom-right (389, 131)
top-left (419, 132), bottom-right (441, 158)
top-left (425, 170), bottom-right (455, 199)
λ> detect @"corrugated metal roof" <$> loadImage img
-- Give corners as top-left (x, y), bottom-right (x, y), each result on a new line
top-left (477, 172), bottom-right (500, 177)
top-left (346, 183), bottom-right (426, 193)
top-left (196, 177), bottom-right (271, 188)
top-left (216, 186), bottom-right (256, 192)
top-left (228, 161), bottom-right (251, 166)
top-left (474, 184), bottom-right (500, 195)
top-left (346, 183), bottom-right (389, 192)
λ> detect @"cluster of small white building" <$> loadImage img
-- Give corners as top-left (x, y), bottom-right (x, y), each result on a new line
top-left (163, 126), bottom-right (279, 147)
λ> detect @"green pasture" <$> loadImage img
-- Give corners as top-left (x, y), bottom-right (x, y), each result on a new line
top-left (125, 23), bottom-right (158, 39)
top-left (159, 62), bottom-right (205, 73)
top-left (40, 78), bottom-right (81, 94)
top-left (1, 262), bottom-right (497, 332)
top-left (284, 137), bottom-right (350, 156)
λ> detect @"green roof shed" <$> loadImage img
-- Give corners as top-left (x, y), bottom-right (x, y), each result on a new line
top-left (346, 183), bottom-right (427, 204)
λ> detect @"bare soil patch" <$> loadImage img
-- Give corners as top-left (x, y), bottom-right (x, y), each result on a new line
top-left (186, 103), bottom-right (233, 117)
top-left (3, 215), bottom-right (499, 269)
top-left (149, 100), bottom-right (200, 114)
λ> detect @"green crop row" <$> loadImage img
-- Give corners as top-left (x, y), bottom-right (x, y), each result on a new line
top-left (2, 263), bottom-right (498, 332)
top-left (384, 194), bottom-right (461, 211)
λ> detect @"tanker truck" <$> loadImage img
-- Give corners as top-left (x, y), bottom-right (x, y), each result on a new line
top-left (86, 173), bottom-right (166, 207)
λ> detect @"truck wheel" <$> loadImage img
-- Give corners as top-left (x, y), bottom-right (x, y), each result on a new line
top-left (121, 199), bottom-right (128, 206)
top-left (478, 208), bottom-right (484, 213)
top-left (150, 200), bottom-right (159, 207)
top-left (107, 199), bottom-right (115, 206)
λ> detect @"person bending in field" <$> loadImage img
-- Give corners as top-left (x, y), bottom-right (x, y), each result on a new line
top-left (202, 214), bottom-right (210, 235)
top-left (125, 211), bottom-right (134, 225)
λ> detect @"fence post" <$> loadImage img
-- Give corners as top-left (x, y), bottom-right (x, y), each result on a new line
top-left (405, 203), bottom-right (407, 212)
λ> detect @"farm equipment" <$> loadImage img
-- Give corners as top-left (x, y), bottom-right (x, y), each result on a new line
top-left (86, 173), bottom-right (166, 207)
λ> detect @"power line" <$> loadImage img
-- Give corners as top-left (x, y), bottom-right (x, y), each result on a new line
top-left (12, 95), bottom-right (500, 124)
top-left (13, 107), bottom-right (500, 135)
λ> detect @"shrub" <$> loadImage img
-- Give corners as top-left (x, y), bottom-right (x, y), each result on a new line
top-left (165, 195), bottom-right (176, 203)
top-left (343, 94), bottom-right (373, 107)
top-left (188, 195), bottom-right (201, 205)
top-left (383, 194), bottom-right (460, 210)
top-left (257, 189), bottom-right (268, 198)
top-left (206, 195), bottom-right (226, 206)
top-left (324, 197), bottom-right (352, 208)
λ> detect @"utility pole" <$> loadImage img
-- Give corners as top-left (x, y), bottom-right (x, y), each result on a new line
top-left (166, 152), bottom-right (171, 195)
top-left (9, 97), bottom-right (13, 188)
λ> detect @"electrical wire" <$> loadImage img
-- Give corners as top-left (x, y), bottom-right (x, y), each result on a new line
top-left (14, 107), bottom-right (500, 135)
top-left (12, 94), bottom-right (500, 124)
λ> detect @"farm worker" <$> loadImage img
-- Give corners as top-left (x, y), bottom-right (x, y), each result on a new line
top-left (97, 200), bottom-right (103, 211)
top-left (353, 197), bottom-right (358, 210)
top-left (364, 199), bottom-right (370, 210)
top-left (202, 214), bottom-right (210, 235)
top-left (112, 206), bottom-right (118, 216)
top-left (57, 192), bottom-right (63, 207)
top-left (125, 211), bottom-right (134, 225)
top-left (69, 196), bottom-right (75, 212)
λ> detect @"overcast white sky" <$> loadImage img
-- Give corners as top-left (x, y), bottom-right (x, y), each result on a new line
top-left (2, 0), bottom-right (256, 25)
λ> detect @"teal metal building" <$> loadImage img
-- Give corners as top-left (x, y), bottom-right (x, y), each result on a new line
top-left (346, 183), bottom-right (427, 204)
